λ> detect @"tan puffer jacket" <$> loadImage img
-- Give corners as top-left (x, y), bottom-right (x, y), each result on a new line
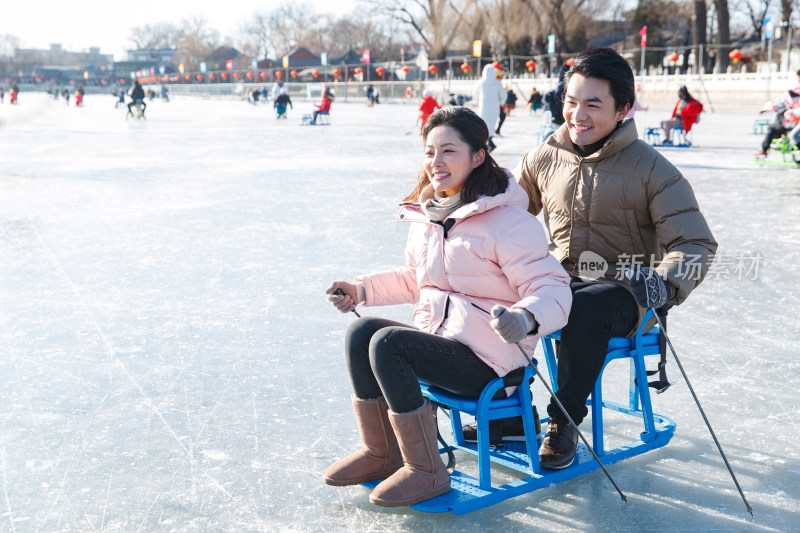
top-left (516, 119), bottom-right (717, 307)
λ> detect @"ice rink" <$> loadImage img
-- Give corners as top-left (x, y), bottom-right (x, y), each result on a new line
top-left (1, 90), bottom-right (799, 531)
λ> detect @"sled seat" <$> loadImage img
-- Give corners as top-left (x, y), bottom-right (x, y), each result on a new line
top-left (384, 308), bottom-right (675, 514)
top-left (301, 111), bottom-right (330, 125)
top-left (540, 308), bottom-right (667, 456)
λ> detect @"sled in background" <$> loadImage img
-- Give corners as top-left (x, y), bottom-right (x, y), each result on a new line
top-left (754, 135), bottom-right (800, 166)
top-left (301, 111), bottom-right (330, 126)
top-left (363, 309), bottom-right (676, 514)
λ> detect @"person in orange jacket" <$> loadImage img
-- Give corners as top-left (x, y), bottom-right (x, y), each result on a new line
top-left (418, 90), bottom-right (441, 133)
top-left (660, 85), bottom-right (703, 144)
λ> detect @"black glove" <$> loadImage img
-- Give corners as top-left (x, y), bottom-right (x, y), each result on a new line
top-left (626, 267), bottom-right (671, 309)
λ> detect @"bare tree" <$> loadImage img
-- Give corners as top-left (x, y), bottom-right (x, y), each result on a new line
top-left (264, 2), bottom-right (321, 56)
top-left (713, 0), bottom-right (731, 70)
top-left (371, 0), bottom-right (479, 59)
top-left (173, 17), bottom-right (222, 69)
top-left (237, 13), bottom-right (273, 59)
top-left (128, 23), bottom-right (180, 50)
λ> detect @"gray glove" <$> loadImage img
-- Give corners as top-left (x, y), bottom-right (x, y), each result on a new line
top-left (626, 266), bottom-right (671, 309)
top-left (325, 281), bottom-right (358, 313)
top-left (490, 305), bottom-right (538, 344)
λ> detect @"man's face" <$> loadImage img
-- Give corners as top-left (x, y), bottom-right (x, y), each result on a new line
top-left (563, 73), bottom-right (629, 146)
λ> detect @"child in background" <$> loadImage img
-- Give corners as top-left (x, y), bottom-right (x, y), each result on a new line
top-left (274, 92), bottom-right (293, 118)
top-left (418, 90), bottom-right (441, 133)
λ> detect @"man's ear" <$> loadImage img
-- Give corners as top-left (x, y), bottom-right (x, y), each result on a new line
top-left (617, 103), bottom-right (631, 121)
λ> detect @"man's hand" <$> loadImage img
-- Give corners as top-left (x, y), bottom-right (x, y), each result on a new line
top-left (490, 305), bottom-right (538, 344)
top-left (626, 267), bottom-right (671, 309)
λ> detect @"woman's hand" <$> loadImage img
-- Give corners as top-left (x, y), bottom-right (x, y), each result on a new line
top-left (490, 305), bottom-right (538, 344)
top-left (326, 281), bottom-right (359, 313)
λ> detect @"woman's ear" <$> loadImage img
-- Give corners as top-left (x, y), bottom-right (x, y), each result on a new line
top-left (473, 149), bottom-right (486, 168)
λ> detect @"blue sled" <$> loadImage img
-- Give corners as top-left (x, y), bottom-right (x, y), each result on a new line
top-left (362, 309), bottom-right (676, 514)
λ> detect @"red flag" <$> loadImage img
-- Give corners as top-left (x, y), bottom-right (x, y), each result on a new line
top-left (362, 49), bottom-right (370, 63)
top-left (639, 26), bottom-right (647, 48)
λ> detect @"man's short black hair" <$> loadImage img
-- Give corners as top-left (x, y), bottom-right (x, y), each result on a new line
top-left (564, 47), bottom-right (635, 112)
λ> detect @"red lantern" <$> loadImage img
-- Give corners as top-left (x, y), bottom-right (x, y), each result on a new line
top-left (402, 66), bottom-right (410, 74)
top-left (196, 74), bottom-right (203, 81)
top-left (460, 63), bottom-right (471, 74)
top-left (275, 71), bottom-right (283, 78)
top-left (375, 67), bottom-right (385, 77)
top-left (728, 49), bottom-right (744, 63)
top-left (120, 79), bottom-right (126, 85)
top-left (184, 75), bottom-right (191, 81)
top-left (565, 57), bottom-right (574, 67)
top-left (209, 73), bottom-right (216, 80)
top-left (312, 69), bottom-right (320, 78)
top-left (290, 69), bottom-right (297, 78)
top-left (428, 65), bottom-right (438, 74)
top-left (492, 61), bottom-right (502, 70)
top-left (246, 72), bottom-right (253, 79)
top-left (233, 72), bottom-right (240, 80)
top-left (354, 67), bottom-right (363, 75)
top-left (260, 71), bottom-right (267, 79)
top-left (668, 53), bottom-right (680, 63)
top-left (332, 68), bottom-right (340, 77)
top-left (221, 72), bottom-right (228, 80)
top-left (69, 79), bottom-right (75, 84)
top-left (525, 59), bottom-right (536, 72)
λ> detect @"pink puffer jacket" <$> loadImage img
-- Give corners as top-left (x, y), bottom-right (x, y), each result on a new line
top-left (357, 178), bottom-right (572, 378)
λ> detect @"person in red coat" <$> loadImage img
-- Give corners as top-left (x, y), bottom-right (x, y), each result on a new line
top-left (660, 85), bottom-right (703, 144)
top-left (418, 90), bottom-right (441, 133)
top-left (312, 94), bottom-right (332, 124)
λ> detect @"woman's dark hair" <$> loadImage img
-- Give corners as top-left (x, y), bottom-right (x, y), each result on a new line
top-left (404, 106), bottom-right (509, 203)
top-left (678, 85), bottom-right (694, 101)
top-left (563, 47), bottom-right (635, 112)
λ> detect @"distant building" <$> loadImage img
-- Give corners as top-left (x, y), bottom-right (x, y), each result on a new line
top-left (113, 48), bottom-right (178, 80)
top-left (14, 43), bottom-right (114, 68)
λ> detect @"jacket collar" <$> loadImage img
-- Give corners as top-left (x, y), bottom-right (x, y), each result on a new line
top-left (544, 118), bottom-right (639, 161)
top-left (397, 171), bottom-right (528, 222)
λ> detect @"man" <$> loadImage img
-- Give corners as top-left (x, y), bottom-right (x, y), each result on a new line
top-left (127, 80), bottom-right (146, 117)
top-left (754, 69), bottom-right (800, 157)
top-left (509, 47), bottom-right (716, 469)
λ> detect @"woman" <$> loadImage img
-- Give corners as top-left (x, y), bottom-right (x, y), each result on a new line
top-left (660, 85), bottom-right (703, 144)
top-left (324, 107), bottom-right (571, 507)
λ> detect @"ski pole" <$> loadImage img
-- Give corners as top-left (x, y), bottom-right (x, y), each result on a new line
top-left (649, 310), bottom-right (753, 516)
top-left (514, 342), bottom-right (627, 502)
top-left (334, 288), bottom-right (361, 318)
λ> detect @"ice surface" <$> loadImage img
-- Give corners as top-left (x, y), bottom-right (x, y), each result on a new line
top-left (0, 91), bottom-right (798, 531)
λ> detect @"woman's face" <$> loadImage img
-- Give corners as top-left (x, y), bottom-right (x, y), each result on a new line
top-left (423, 125), bottom-right (484, 198)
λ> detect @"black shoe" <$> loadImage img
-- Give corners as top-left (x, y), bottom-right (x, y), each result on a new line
top-left (539, 418), bottom-right (578, 470)
top-left (488, 139), bottom-right (497, 153)
top-left (461, 406), bottom-right (541, 448)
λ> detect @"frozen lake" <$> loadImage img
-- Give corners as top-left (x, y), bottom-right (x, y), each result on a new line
top-left (1, 91), bottom-right (799, 531)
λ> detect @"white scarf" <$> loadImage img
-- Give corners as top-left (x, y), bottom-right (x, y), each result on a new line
top-left (420, 186), bottom-right (463, 222)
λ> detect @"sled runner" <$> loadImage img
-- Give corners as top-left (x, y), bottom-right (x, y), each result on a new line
top-left (362, 308), bottom-right (676, 514)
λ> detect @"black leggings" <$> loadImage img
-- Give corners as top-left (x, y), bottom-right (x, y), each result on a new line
top-left (345, 317), bottom-right (501, 413)
top-left (547, 279), bottom-right (638, 425)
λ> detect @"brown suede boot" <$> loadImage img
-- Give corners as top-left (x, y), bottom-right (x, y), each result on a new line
top-left (323, 397), bottom-right (403, 486)
top-left (369, 400), bottom-right (451, 507)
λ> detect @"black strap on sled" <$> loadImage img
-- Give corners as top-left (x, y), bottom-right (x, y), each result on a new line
top-left (431, 402), bottom-right (456, 474)
top-left (646, 307), bottom-right (674, 394)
